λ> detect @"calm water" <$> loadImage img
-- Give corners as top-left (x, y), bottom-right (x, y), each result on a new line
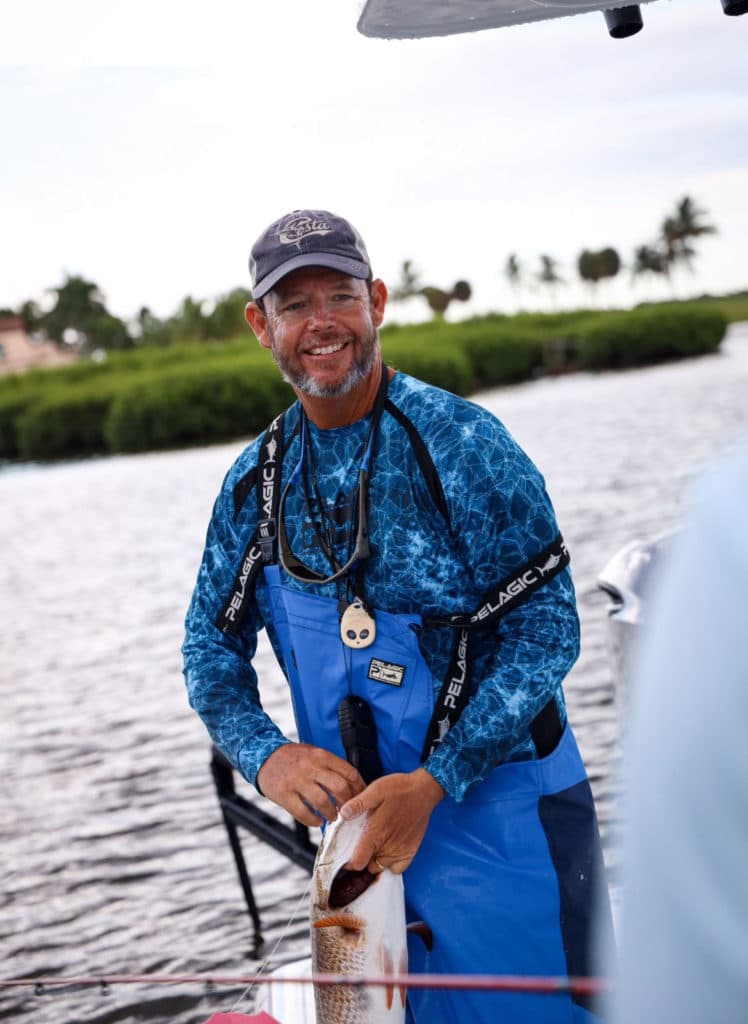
top-left (2, 324), bottom-right (747, 1023)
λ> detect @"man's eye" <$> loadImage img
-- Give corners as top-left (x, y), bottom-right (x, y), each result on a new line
top-left (332, 293), bottom-right (355, 303)
top-left (283, 301), bottom-right (307, 313)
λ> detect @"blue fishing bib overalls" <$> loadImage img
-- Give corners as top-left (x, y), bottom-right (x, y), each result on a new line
top-left (216, 376), bottom-right (610, 1023)
top-left (263, 566), bottom-right (606, 1024)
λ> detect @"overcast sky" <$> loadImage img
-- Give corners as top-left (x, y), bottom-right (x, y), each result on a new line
top-left (2, 0), bottom-right (746, 324)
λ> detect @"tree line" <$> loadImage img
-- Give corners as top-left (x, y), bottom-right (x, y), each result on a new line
top-left (394, 195), bottom-right (716, 317)
top-left (501, 195), bottom-right (716, 309)
top-left (0, 195), bottom-right (716, 352)
top-left (0, 281), bottom-right (254, 357)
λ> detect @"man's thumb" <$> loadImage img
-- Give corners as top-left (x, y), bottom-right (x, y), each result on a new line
top-left (340, 795), bottom-right (366, 820)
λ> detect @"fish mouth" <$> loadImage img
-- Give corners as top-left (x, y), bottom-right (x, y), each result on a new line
top-left (328, 866), bottom-right (378, 909)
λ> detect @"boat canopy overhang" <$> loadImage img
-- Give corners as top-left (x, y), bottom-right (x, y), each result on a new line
top-left (356, 0), bottom-right (659, 38)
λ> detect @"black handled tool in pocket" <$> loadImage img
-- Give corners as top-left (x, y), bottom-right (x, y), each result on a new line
top-left (338, 695), bottom-right (383, 785)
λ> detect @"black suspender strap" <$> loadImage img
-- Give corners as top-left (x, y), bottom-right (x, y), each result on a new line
top-left (420, 533), bottom-right (570, 761)
top-left (420, 626), bottom-right (473, 761)
top-left (426, 534), bottom-right (570, 630)
top-left (255, 411), bottom-right (285, 565)
top-left (215, 413), bottom-right (286, 636)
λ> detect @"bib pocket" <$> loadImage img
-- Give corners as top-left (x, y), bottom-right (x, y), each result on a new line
top-left (264, 570), bottom-right (434, 776)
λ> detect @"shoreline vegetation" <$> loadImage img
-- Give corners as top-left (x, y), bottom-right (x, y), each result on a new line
top-left (1, 294), bottom-right (744, 465)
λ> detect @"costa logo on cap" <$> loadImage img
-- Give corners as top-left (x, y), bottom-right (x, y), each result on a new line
top-left (278, 215), bottom-right (333, 246)
top-left (249, 208), bottom-right (372, 299)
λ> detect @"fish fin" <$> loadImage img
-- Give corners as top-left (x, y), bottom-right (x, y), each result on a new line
top-left (399, 948), bottom-right (408, 1007)
top-left (382, 944), bottom-right (394, 1009)
top-left (313, 912), bottom-right (364, 934)
top-left (407, 920), bottom-right (434, 951)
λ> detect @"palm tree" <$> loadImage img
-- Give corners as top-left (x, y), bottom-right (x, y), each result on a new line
top-left (504, 253), bottom-right (522, 302)
top-left (660, 195), bottom-right (716, 272)
top-left (418, 281), bottom-right (472, 319)
top-left (536, 254), bottom-right (564, 307)
top-left (630, 245), bottom-right (670, 286)
top-left (390, 260), bottom-right (423, 303)
top-left (577, 247), bottom-right (621, 301)
top-left (390, 260), bottom-right (472, 319)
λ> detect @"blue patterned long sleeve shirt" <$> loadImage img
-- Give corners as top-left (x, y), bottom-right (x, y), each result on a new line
top-left (183, 371), bottom-right (579, 801)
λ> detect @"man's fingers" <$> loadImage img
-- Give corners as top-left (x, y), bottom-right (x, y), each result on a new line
top-left (288, 794), bottom-right (326, 828)
top-left (307, 750), bottom-right (366, 800)
top-left (340, 783), bottom-right (381, 821)
top-left (346, 835), bottom-right (378, 871)
top-left (257, 743), bottom-right (366, 826)
top-left (304, 782), bottom-right (341, 823)
top-left (367, 855), bottom-right (386, 875)
top-left (383, 855), bottom-right (410, 876)
top-left (342, 771), bottom-right (443, 874)
top-left (364, 854), bottom-right (406, 875)
top-left (340, 796), bottom-right (365, 821)
top-left (338, 755), bottom-right (367, 789)
top-left (344, 794), bottom-right (386, 870)
top-left (340, 770), bottom-right (393, 821)
top-left (314, 768), bottom-right (364, 812)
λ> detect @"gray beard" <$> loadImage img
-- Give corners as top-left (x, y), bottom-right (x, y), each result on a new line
top-left (271, 335), bottom-right (380, 398)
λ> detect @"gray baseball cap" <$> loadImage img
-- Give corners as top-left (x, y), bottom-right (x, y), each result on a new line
top-left (249, 209), bottom-right (372, 299)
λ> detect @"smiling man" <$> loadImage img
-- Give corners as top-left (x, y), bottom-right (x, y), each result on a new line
top-left (183, 209), bottom-right (612, 1023)
top-left (246, 265), bottom-right (386, 421)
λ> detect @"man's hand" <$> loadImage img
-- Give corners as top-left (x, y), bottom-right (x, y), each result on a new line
top-left (257, 743), bottom-right (366, 827)
top-left (340, 768), bottom-right (445, 875)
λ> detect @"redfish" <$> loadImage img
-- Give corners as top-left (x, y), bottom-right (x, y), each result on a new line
top-left (311, 814), bottom-right (407, 1024)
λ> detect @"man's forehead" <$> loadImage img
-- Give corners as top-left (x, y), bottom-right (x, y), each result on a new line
top-left (270, 266), bottom-right (365, 296)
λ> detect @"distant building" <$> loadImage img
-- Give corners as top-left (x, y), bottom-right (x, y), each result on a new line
top-left (0, 317), bottom-right (78, 376)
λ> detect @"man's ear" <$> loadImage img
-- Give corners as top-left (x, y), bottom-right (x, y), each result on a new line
top-left (370, 279), bottom-right (387, 328)
top-left (245, 302), bottom-right (271, 349)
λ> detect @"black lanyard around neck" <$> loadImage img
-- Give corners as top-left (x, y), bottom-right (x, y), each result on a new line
top-left (277, 365), bottom-right (390, 586)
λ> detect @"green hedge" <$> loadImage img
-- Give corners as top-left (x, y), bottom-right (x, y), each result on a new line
top-left (16, 381), bottom-right (123, 461)
top-left (458, 325), bottom-right (545, 387)
top-left (646, 291), bottom-right (748, 325)
top-left (0, 303), bottom-right (728, 463)
top-left (575, 305), bottom-right (726, 369)
top-left (0, 341), bottom-right (278, 461)
top-left (383, 318), bottom-right (544, 390)
top-left (105, 359), bottom-right (295, 453)
top-left (381, 335), bottom-right (472, 396)
top-left (0, 389), bottom-right (33, 460)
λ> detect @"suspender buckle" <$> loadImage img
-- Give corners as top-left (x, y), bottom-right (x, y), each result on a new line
top-left (257, 518), bottom-right (277, 563)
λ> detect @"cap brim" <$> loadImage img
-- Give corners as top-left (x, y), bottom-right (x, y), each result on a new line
top-left (252, 253), bottom-right (370, 299)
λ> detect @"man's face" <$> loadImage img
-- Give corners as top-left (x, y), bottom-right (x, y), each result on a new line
top-left (247, 267), bottom-right (386, 398)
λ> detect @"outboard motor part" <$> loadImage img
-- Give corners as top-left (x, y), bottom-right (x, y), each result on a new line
top-left (604, 5), bottom-right (644, 36)
top-left (597, 532), bottom-right (673, 719)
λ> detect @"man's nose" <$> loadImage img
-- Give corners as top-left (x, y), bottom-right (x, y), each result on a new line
top-left (307, 298), bottom-right (336, 327)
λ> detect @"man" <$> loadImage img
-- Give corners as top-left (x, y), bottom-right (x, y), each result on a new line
top-left (183, 209), bottom-right (611, 1023)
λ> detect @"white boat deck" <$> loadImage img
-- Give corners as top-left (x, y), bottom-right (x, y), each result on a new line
top-left (254, 957), bottom-right (316, 1024)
